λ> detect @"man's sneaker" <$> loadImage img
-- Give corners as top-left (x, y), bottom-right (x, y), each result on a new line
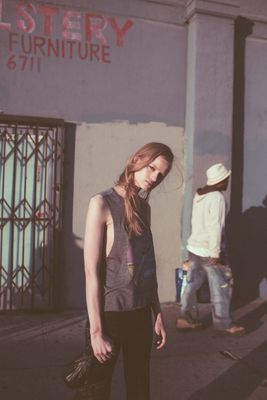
top-left (176, 318), bottom-right (203, 330)
top-left (216, 325), bottom-right (245, 336)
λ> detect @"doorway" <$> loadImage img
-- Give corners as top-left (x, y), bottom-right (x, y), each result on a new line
top-left (0, 115), bottom-right (64, 311)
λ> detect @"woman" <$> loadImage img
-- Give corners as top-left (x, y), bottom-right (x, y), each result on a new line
top-left (77, 142), bottom-right (174, 400)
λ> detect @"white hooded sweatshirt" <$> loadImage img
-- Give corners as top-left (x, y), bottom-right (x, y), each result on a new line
top-left (187, 191), bottom-right (226, 258)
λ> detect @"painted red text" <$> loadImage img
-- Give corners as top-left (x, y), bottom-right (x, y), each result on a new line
top-left (0, 0), bottom-right (134, 46)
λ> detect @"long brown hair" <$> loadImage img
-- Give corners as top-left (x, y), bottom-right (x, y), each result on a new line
top-left (117, 142), bottom-right (174, 236)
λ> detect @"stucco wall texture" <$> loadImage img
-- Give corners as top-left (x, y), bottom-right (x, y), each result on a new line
top-left (0, 0), bottom-right (186, 126)
top-left (0, 0), bottom-right (187, 307)
top-left (1, 0), bottom-right (267, 308)
top-left (62, 123), bottom-right (184, 308)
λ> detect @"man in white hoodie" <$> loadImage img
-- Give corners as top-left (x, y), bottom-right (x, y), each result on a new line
top-left (177, 163), bottom-right (245, 335)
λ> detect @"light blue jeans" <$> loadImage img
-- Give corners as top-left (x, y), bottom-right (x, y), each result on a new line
top-left (181, 252), bottom-right (233, 329)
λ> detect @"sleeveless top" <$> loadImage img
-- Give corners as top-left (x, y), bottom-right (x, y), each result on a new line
top-left (100, 187), bottom-right (159, 312)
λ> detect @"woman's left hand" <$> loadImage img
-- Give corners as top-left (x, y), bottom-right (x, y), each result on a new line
top-left (154, 312), bottom-right (166, 350)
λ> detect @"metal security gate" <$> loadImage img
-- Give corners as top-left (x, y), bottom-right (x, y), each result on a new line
top-left (0, 116), bottom-right (64, 311)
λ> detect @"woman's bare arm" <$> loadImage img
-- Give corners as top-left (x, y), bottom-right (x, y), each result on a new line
top-left (84, 194), bottom-right (113, 363)
top-left (144, 201), bottom-right (166, 349)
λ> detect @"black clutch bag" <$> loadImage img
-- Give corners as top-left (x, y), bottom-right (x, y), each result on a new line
top-left (63, 352), bottom-right (95, 389)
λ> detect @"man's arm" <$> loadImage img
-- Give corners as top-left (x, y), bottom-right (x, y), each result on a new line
top-left (206, 193), bottom-right (225, 262)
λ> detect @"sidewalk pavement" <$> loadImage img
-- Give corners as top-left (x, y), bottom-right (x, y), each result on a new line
top-left (1, 299), bottom-right (267, 400)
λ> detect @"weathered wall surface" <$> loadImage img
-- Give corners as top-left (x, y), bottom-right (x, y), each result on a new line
top-left (0, 0), bottom-right (186, 307)
top-left (0, 0), bottom-right (186, 126)
top-left (2, 0), bottom-right (267, 308)
top-left (63, 122), bottom-right (184, 308)
top-left (243, 32), bottom-right (267, 210)
top-left (229, 12), bottom-right (267, 303)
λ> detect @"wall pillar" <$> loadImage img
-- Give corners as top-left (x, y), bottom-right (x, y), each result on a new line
top-left (181, 0), bottom-right (240, 256)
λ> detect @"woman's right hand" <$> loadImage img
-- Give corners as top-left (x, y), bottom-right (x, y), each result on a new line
top-left (90, 332), bottom-right (114, 363)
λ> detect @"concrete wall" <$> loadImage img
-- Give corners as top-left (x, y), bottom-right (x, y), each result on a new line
top-left (62, 123), bottom-right (184, 308)
top-left (0, 0), bottom-right (187, 308)
top-left (229, 11), bottom-right (267, 304)
top-left (0, 0), bottom-right (186, 126)
top-left (243, 31), bottom-right (267, 210)
top-left (181, 1), bottom-right (238, 257)
top-left (2, 0), bottom-right (267, 308)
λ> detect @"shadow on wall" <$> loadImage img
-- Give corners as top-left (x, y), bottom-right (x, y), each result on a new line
top-left (228, 197), bottom-right (267, 307)
top-left (228, 17), bottom-right (255, 307)
top-left (60, 123), bottom-right (86, 310)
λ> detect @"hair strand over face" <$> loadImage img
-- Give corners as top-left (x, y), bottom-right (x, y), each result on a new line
top-left (117, 142), bottom-right (174, 236)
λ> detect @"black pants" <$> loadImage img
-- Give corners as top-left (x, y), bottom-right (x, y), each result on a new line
top-left (74, 306), bottom-right (153, 400)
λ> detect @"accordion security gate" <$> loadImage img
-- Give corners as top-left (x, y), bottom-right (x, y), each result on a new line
top-left (0, 116), bottom-right (64, 311)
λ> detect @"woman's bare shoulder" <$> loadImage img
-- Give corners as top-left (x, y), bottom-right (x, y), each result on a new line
top-left (90, 193), bottom-right (106, 205)
top-left (87, 194), bottom-right (109, 217)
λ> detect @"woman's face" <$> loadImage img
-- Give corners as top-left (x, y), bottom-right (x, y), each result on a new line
top-left (134, 155), bottom-right (171, 191)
